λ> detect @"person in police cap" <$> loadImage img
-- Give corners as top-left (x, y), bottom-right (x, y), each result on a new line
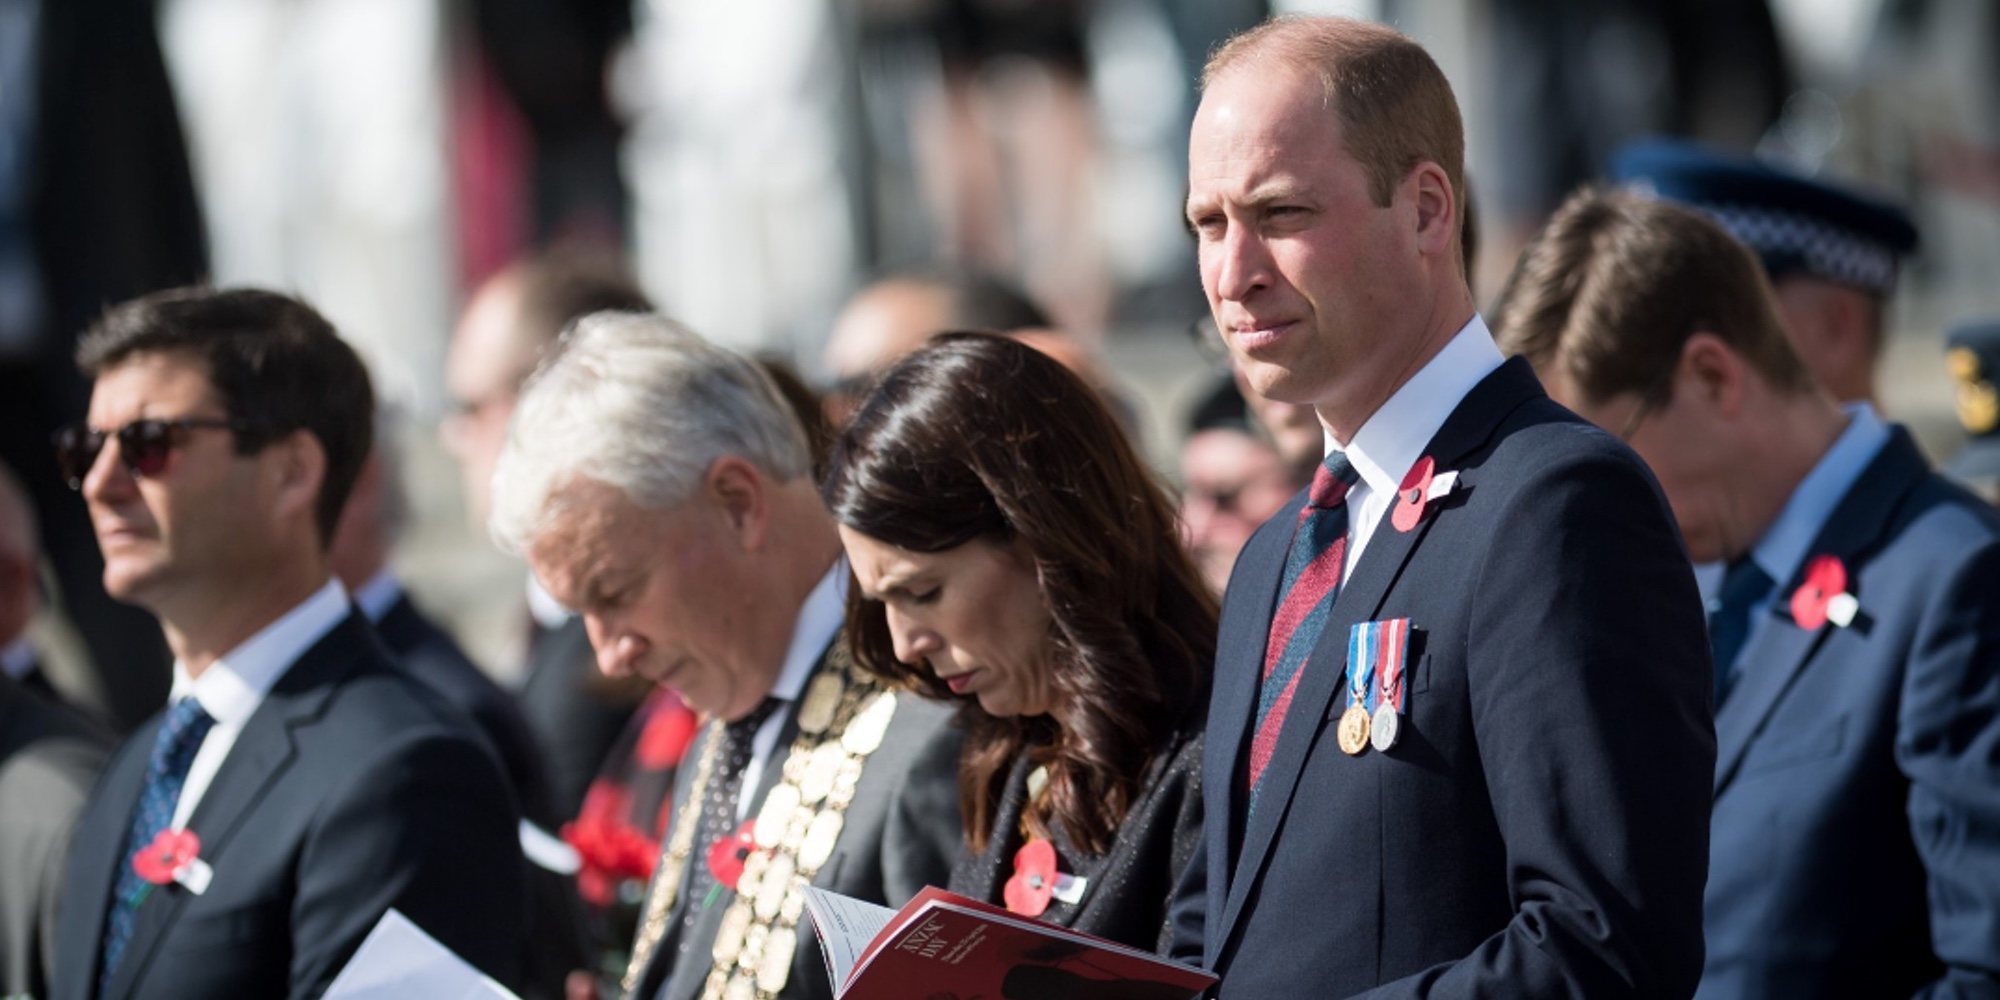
top-left (1613, 138), bottom-right (1919, 410)
top-left (1943, 318), bottom-right (2000, 503)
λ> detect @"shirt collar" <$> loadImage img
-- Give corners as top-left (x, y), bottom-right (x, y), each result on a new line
top-left (169, 577), bottom-right (352, 725)
top-left (525, 573), bottom-right (573, 630)
top-left (1331, 314), bottom-right (1505, 495)
top-left (771, 558), bottom-right (848, 704)
top-left (349, 568), bottom-right (403, 624)
top-left (1748, 402), bottom-right (1892, 585)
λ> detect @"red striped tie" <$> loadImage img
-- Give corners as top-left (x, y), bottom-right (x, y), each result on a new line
top-left (1245, 452), bottom-right (1358, 804)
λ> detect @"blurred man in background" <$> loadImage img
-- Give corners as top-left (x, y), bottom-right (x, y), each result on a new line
top-left (1177, 378), bottom-right (1302, 594)
top-left (1942, 318), bottom-right (2000, 503)
top-left (1496, 189), bottom-right (2000, 998)
top-left (820, 267), bottom-right (1049, 423)
top-left (1613, 138), bottom-right (1919, 409)
top-left (443, 249), bottom-right (658, 821)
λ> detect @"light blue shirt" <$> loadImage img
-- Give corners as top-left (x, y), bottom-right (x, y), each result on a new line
top-left (1703, 403), bottom-right (1892, 617)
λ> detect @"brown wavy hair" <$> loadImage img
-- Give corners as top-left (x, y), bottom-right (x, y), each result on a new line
top-left (821, 333), bottom-right (1217, 854)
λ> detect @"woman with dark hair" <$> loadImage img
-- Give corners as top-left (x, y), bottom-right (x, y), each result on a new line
top-left (821, 332), bottom-right (1216, 952)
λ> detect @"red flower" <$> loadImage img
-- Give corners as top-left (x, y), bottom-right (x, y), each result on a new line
top-left (635, 691), bottom-right (698, 770)
top-left (1791, 555), bottom-right (1850, 630)
top-left (562, 785), bottom-right (662, 906)
top-left (1391, 456), bottom-right (1436, 533)
top-left (1003, 838), bottom-right (1058, 918)
top-left (131, 829), bottom-right (200, 886)
top-left (706, 820), bottom-right (758, 891)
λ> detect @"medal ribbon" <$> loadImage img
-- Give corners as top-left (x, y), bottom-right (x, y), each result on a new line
top-left (1345, 621), bottom-right (1378, 712)
top-left (1374, 618), bottom-right (1409, 714)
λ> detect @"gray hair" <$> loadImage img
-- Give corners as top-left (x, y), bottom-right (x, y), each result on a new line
top-left (489, 311), bottom-right (811, 554)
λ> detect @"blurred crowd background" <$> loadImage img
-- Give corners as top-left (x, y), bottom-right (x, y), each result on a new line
top-left (8, 0), bottom-right (2000, 720)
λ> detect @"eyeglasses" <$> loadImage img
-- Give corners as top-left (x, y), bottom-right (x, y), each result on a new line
top-left (52, 417), bottom-right (247, 490)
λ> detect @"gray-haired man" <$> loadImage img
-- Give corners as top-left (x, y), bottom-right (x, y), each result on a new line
top-left (491, 312), bottom-right (961, 1000)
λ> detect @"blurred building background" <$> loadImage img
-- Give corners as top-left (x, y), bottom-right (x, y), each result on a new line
top-left (11, 0), bottom-right (1998, 712)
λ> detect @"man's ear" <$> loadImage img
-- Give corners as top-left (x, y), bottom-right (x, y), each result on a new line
top-left (1409, 161), bottom-right (1457, 260)
top-left (1678, 332), bottom-right (1747, 418)
top-left (269, 429), bottom-right (327, 530)
top-left (705, 456), bottom-right (769, 551)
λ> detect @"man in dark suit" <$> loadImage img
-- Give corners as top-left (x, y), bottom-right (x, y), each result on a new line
top-left (443, 250), bottom-right (657, 819)
top-left (490, 311), bottom-right (961, 1000)
top-left (50, 288), bottom-right (527, 999)
top-left (1168, 18), bottom-right (1714, 997)
top-left (1, 671), bottom-right (108, 997)
top-left (1495, 189), bottom-right (2000, 998)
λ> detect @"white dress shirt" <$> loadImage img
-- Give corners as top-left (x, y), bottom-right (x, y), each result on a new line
top-left (168, 577), bottom-right (352, 829)
top-left (0, 635), bottom-right (35, 681)
top-left (1325, 315), bottom-right (1505, 581)
top-left (347, 567), bottom-right (404, 624)
top-left (737, 559), bottom-right (847, 820)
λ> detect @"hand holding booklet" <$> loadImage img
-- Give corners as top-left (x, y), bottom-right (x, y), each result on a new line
top-left (801, 885), bottom-right (1216, 1000)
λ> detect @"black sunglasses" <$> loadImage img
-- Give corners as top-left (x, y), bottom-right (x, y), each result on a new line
top-left (52, 417), bottom-right (247, 490)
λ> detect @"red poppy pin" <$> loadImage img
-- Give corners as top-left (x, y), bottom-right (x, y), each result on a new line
top-left (706, 819), bottom-right (758, 892)
top-left (1791, 555), bottom-right (1859, 630)
top-left (1003, 838), bottom-right (1058, 918)
top-left (131, 828), bottom-right (211, 895)
top-left (1391, 456), bottom-right (1460, 533)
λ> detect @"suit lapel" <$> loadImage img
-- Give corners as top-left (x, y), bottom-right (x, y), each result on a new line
top-left (58, 720), bottom-right (154, 999)
top-left (1712, 430), bottom-right (1927, 794)
top-left (104, 616), bottom-right (364, 1000)
top-left (1217, 358), bottom-right (1541, 957)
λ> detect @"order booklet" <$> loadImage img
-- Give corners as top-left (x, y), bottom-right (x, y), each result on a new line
top-left (801, 884), bottom-right (1217, 1000)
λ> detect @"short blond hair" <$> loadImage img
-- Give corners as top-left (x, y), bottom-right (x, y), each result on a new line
top-left (1205, 16), bottom-right (1465, 221)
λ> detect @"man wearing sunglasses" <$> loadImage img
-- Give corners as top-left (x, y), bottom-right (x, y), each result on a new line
top-left (1495, 189), bottom-right (2000, 998)
top-left (48, 287), bottom-right (529, 1000)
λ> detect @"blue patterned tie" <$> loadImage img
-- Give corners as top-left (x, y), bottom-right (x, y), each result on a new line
top-left (1708, 557), bottom-right (1775, 706)
top-left (100, 697), bottom-right (215, 993)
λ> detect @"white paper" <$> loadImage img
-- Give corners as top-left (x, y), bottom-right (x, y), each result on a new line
top-left (800, 885), bottom-right (898, 992)
top-left (323, 909), bottom-right (520, 1000)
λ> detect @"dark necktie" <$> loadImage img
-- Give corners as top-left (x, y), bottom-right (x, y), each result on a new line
top-left (1246, 452), bottom-right (1359, 808)
top-left (101, 697), bottom-right (216, 993)
top-left (1708, 556), bottom-right (1775, 706)
top-left (674, 698), bottom-right (782, 950)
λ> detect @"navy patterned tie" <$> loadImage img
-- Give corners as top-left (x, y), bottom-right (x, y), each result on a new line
top-left (1708, 556), bottom-right (1775, 705)
top-left (672, 698), bottom-right (782, 955)
top-left (100, 697), bottom-right (215, 993)
top-left (1246, 452), bottom-right (1359, 810)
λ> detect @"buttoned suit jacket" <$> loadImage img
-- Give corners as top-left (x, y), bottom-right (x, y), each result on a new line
top-left (0, 672), bottom-right (109, 998)
top-left (628, 641), bottom-right (963, 1000)
top-left (1700, 428), bottom-right (2000, 998)
top-left (1167, 357), bottom-right (1716, 998)
top-left (51, 613), bottom-right (529, 1000)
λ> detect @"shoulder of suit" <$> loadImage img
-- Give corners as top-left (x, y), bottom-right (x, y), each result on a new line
top-left (0, 729), bottom-right (105, 825)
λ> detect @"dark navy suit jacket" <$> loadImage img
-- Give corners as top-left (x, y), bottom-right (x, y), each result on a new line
top-left (1168, 358), bottom-right (1715, 998)
top-left (52, 613), bottom-right (528, 1000)
top-left (1700, 428), bottom-right (2000, 998)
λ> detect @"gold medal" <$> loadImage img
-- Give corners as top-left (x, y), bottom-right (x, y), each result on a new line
top-left (710, 901), bottom-right (752, 966)
top-left (840, 691), bottom-right (896, 755)
top-left (1337, 704), bottom-right (1372, 755)
top-left (799, 810), bottom-right (844, 871)
top-left (797, 672), bottom-right (845, 735)
top-left (757, 926), bottom-right (797, 994)
top-left (754, 784), bottom-right (800, 849)
top-left (754, 853), bottom-right (794, 922)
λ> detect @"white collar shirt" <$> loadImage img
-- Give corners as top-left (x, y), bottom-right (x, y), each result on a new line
top-left (1324, 315), bottom-right (1504, 581)
top-left (168, 577), bottom-right (352, 829)
top-left (349, 568), bottom-right (403, 625)
top-left (738, 559), bottom-right (847, 819)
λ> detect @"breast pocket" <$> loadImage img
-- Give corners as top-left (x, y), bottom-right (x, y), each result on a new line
top-left (1741, 713), bottom-right (1849, 776)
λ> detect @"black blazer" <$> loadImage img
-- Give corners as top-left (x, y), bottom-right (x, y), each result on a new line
top-left (951, 725), bottom-right (1203, 954)
top-left (519, 615), bottom-right (647, 819)
top-left (52, 613), bottom-right (529, 1000)
top-left (375, 593), bottom-right (556, 826)
top-left (1700, 428), bottom-right (2000, 998)
top-left (1169, 358), bottom-right (1715, 998)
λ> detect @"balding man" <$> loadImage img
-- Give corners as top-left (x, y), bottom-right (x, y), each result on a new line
top-left (1168, 18), bottom-right (1712, 997)
top-left (820, 268), bottom-right (1049, 423)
